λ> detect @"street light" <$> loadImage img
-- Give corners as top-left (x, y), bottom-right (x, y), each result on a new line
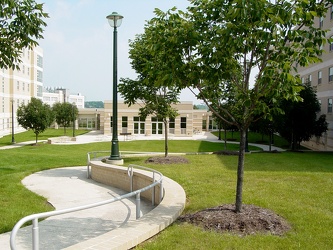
top-left (11, 99), bottom-right (15, 144)
top-left (107, 12), bottom-right (123, 164)
top-left (72, 102), bottom-right (76, 138)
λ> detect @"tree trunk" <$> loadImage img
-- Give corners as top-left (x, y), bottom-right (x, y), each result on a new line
top-left (235, 128), bottom-right (246, 213)
top-left (35, 133), bottom-right (38, 144)
top-left (224, 129), bottom-right (227, 150)
top-left (164, 119), bottom-right (168, 157)
top-left (64, 126), bottom-right (66, 136)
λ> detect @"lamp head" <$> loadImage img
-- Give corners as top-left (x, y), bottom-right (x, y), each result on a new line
top-left (106, 12), bottom-right (124, 28)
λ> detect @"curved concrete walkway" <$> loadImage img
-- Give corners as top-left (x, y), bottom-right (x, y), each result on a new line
top-left (0, 166), bottom-right (185, 250)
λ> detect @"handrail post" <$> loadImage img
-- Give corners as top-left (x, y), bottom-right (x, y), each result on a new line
top-left (87, 153), bottom-right (91, 178)
top-left (152, 172), bottom-right (155, 206)
top-left (160, 180), bottom-right (163, 202)
top-left (32, 218), bottom-right (39, 250)
top-left (136, 193), bottom-right (141, 219)
top-left (127, 165), bottom-right (134, 192)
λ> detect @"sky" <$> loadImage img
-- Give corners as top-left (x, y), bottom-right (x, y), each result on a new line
top-left (37, 0), bottom-right (201, 103)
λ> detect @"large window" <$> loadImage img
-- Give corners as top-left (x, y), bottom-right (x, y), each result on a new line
top-left (209, 116), bottom-right (218, 130)
top-left (122, 116), bottom-right (128, 133)
top-left (133, 116), bottom-right (145, 134)
top-left (151, 117), bottom-right (163, 135)
top-left (328, 98), bottom-right (333, 113)
top-left (78, 118), bottom-right (95, 129)
top-left (180, 117), bottom-right (187, 134)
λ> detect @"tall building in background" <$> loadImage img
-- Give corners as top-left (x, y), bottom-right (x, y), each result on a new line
top-left (0, 46), bottom-right (44, 137)
top-left (297, 6), bottom-right (333, 150)
top-left (42, 87), bottom-right (85, 108)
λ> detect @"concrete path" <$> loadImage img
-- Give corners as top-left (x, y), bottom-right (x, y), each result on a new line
top-left (0, 167), bottom-right (153, 250)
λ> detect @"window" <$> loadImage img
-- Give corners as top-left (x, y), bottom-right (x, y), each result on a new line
top-left (22, 82), bottom-right (25, 91)
top-left (202, 118), bottom-right (207, 130)
top-left (133, 116), bottom-right (145, 134)
top-left (17, 81), bottom-right (19, 90)
top-left (328, 98), bottom-right (332, 113)
top-left (37, 55), bottom-right (43, 68)
top-left (169, 118), bottom-right (175, 134)
top-left (180, 117), bottom-right (187, 134)
top-left (110, 116), bottom-right (113, 129)
top-left (122, 116), bottom-right (128, 133)
top-left (301, 77), bottom-right (305, 84)
top-left (331, 5), bottom-right (333, 20)
top-left (319, 16), bottom-right (324, 28)
top-left (318, 71), bottom-right (322, 84)
top-left (307, 74), bottom-right (312, 85)
top-left (37, 70), bottom-right (43, 82)
top-left (209, 116), bottom-right (218, 130)
top-left (151, 117), bottom-right (163, 135)
top-left (330, 36), bottom-right (333, 51)
top-left (329, 67), bottom-right (333, 82)
top-left (37, 85), bottom-right (43, 97)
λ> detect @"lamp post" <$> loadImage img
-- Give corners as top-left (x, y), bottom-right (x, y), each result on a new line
top-left (107, 12), bottom-right (123, 164)
top-left (72, 102), bottom-right (76, 138)
top-left (11, 99), bottom-right (15, 144)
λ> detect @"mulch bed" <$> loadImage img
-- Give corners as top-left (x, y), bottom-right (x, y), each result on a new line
top-left (145, 156), bottom-right (189, 164)
top-left (178, 204), bottom-right (291, 236)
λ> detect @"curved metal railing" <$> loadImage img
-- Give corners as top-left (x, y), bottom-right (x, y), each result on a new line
top-left (10, 157), bottom-right (163, 250)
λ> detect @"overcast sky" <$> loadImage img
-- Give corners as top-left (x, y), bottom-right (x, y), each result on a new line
top-left (38, 0), bottom-right (201, 103)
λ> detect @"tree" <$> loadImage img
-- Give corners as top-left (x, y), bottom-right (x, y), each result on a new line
top-left (274, 84), bottom-right (328, 150)
top-left (53, 102), bottom-right (79, 136)
top-left (133, 0), bottom-right (331, 212)
top-left (119, 34), bottom-right (180, 157)
top-left (0, 0), bottom-right (48, 70)
top-left (17, 97), bottom-right (54, 144)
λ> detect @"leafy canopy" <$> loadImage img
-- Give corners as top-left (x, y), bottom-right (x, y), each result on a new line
top-left (16, 97), bottom-right (54, 143)
top-left (137, 0), bottom-right (332, 212)
top-left (0, 0), bottom-right (48, 69)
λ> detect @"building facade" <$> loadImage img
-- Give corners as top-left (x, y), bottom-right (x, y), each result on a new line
top-left (0, 46), bottom-right (44, 137)
top-left (77, 101), bottom-right (213, 137)
top-left (297, 6), bottom-right (333, 150)
top-left (43, 87), bottom-right (85, 109)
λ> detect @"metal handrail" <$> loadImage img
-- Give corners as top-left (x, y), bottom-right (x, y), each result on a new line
top-left (10, 160), bottom-right (163, 250)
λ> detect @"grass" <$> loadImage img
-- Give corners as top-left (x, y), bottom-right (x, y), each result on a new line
top-left (212, 130), bottom-right (290, 149)
top-left (0, 132), bottom-right (332, 249)
top-left (0, 128), bottom-right (89, 146)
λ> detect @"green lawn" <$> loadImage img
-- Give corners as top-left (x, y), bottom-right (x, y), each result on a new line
top-left (0, 132), bottom-right (332, 249)
top-left (0, 128), bottom-right (89, 146)
top-left (212, 131), bottom-right (290, 149)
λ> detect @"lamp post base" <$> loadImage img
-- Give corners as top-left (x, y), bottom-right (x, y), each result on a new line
top-left (106, 158), bottom-right (124, 165)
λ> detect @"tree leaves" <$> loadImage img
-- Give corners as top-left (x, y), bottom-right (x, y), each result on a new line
top-left (0, 0), bottom-right (48, 69)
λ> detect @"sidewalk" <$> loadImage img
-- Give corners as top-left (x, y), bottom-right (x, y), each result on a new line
top-left (0, 166), bottom-right (153, 250)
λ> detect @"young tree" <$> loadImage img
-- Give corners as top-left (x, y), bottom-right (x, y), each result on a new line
top-left (0, 0), bottom-right (48, 69)
top-left (53, 102), bottom-right (79, 136)
top-left (17, 97), bottom-right (54, 144)
top-left (274, 84), bottom-right (328, 150)
top-left (119, 34), bottom-right (180, 157)
top-left (133, 0), bottom-right (331, 212)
